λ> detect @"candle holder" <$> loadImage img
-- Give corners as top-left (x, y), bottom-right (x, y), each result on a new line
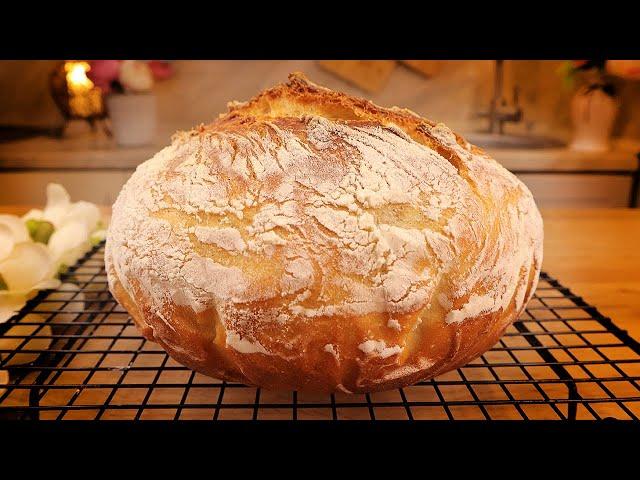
top-left (49, 60), bottom-right (110, 138)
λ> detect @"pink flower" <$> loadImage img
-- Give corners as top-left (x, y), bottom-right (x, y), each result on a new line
top-left (607, 60), bottom-right (640, 80)
top-left (87, 60), bottom-right (121, 94)
top-left (148, 61), bottom-right (174, 80)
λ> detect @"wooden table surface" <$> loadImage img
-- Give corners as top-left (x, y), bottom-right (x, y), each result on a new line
top-left (542, 208), bottom-right (640, 341)
top-left (2, 205), bottom-right (638, 341)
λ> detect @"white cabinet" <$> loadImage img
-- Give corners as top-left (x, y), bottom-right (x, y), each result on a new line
top-left (517, 174), bottom-right (634, 208)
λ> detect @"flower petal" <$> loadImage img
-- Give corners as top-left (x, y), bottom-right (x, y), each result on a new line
top-left (43, 183), bottom-right (71, 227)
top-left (87, 60), bottom-right (121, 89)
top-left (62, 201), bottom-right (100, 232)
top-left (47, 220), bottom-right (90, 267)
top-left (0, 214), bottom-right (30, 243)
top-left (0, 242), bottom-right (54, 291)
top-left (0, 292), bottom-right (29, 324)
top-left (148, 60), bottom-right (173, 80)
top-left (22, 208), bottom-right (44, 222)
top-left (0, 313), bottom-right (52, 366)
top-left (0, 224), bottom-right (14, 261)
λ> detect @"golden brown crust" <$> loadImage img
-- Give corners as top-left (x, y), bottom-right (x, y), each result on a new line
top-left (180, 72), bottom-right (471, 168)
top-left (106, 72), bottom-right (543, 393)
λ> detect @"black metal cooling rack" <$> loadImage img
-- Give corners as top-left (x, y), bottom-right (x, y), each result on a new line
top-left (1, 242), bottom-right (639, 420)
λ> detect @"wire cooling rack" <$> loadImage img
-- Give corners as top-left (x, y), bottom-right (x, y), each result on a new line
top-left (1, 242), bottom-right (639, 421)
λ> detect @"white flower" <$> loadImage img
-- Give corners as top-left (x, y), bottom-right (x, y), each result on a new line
top-left (0, 213), bottom-right (59, 291)
top-left (23, 183), bottom-right (100, 270)
top-left (1, 183), bottom-right (103, 323)
top-left (23, 183), bottom-right (100, 231)
top-left (0, 241), bottom-right (61, 323)
top-left (0, 217), bottom-right (60, 323)
top-left (48, 221), bottom-right (90, 269)
top-left (0, 214), bottom-right (30, 259)
top-left (119, 60), bottom-right (154, 93)
top-left (0, 242), bottom-right (58, 291)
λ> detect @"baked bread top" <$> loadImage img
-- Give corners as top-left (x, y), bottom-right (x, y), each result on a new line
top-left (106, 72), bottom-right (543, 391)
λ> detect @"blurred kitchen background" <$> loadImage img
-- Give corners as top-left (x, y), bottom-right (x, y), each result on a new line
top-left (1, 59), bottom-right (639, 207)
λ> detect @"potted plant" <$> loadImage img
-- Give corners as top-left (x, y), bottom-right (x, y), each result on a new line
top-left (562, 60), bottom-right (618, 152)
top-left (88, 60), bottom-right (173, 147)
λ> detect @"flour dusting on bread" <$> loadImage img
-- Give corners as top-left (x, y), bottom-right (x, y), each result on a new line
top-left (106, 72), bottom-right (543, 393)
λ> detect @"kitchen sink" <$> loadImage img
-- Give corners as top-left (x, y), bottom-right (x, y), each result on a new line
top-left (463, 132), bottom-right (566, 150)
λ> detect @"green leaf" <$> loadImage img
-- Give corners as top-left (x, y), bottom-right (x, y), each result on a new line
top-left (0, 273), bottom-right (7, 290)
top-left (57, 263), bottom-right (69, 275)
top-left (25, 219), bottom-right (55, 244)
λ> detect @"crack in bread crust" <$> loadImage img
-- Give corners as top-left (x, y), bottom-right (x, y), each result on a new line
top-left (106, 72), bottom-right (543, 393)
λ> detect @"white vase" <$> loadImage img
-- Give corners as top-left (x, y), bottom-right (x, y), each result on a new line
top-left (569, 86), bottom-right (618, 152)
top-left (106, 93), bottom-right (156, 147)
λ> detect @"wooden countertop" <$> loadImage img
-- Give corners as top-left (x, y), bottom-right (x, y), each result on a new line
top-left (1, 206), bottom-right (638, 341)
top-left (0, 132), bottom-right (157, 171)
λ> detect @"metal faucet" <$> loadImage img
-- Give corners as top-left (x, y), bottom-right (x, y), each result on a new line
top-left (476, 60), bottom-right (523, 134)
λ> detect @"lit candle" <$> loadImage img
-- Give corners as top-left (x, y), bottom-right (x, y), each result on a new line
top-left (64, 61), bottom-right (103, 118)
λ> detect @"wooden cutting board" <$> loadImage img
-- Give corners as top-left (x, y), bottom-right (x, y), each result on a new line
top-left (399, 60), bottom-right (443, 77)
top-left (317, 60), bottom-right (397, 93)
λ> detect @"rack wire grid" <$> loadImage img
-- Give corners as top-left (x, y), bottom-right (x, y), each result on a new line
top-left (1, 242), bottom-right (639, 421)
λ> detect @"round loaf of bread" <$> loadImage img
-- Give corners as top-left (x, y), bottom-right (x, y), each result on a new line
top-left (105, 73), bottom-right (543, 393)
